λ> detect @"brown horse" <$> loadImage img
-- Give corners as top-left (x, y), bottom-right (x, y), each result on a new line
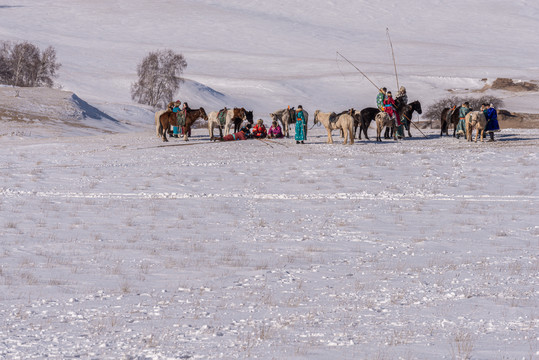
top-left (158, 107), bottom-right (208, 142)
top-left (440, 106), bottom-right (461, 137)
top-left (226, 108), bottom-right (247, 135)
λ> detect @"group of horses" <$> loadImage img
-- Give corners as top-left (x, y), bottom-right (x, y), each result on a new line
top-left (440, 106), bottom-right (489, 142)
top-left (155, 99), bottom-right (424, 144)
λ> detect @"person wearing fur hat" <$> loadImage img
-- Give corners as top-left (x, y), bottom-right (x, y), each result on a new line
top-left (396, 86), bottom-right (408, 105)
top-left (295, 105), bottom-right (306, 144)
top-left (252, 119), bottom-right (268, 139)
top-left (483, 103), bottom-right (500, 141)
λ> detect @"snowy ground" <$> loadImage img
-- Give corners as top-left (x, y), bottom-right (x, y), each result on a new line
top-left (1, 0), bottom-right (538, 359)
top-left (1, 127), bottom-right (537, 359)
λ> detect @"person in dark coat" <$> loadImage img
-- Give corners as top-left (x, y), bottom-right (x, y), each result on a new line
top-left (483, 103), bottom-right (500, 141)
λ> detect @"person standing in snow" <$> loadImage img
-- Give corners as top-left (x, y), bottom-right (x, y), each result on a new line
top-left (180, 102), bottom-right (191, 137)
top-left (483, 103), bottom-right (500, 141)
top-left (295, 105), bottom-right (306, 144)
top-left (171, 100), bottom-right (182, 137)
top-left (376, 87), bottom-right (387, 111)
top-left (456, 101), bottom-right (471, 139)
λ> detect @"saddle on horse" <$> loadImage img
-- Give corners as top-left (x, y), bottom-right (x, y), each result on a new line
top-left (218, 108), bottom-right (227, 126)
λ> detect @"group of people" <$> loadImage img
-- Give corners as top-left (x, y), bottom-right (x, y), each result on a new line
top-left (170, 100), bottom-right (190, 137)
top-left (218, 105), bottom-right (308, 144)
top-left (377, 86), bottom-right (409, 138)
top-left (455, 101), bottom-right (500, 141)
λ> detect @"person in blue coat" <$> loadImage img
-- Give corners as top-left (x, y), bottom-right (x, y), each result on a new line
top-left (483, 103), bottom-right (500, 141)
top-left (295, 105), bottom-right (306, 144)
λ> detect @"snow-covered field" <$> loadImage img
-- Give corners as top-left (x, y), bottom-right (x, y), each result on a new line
top-left (1, 128), bottom-right (538, 359)
top-left (1, 0), bottom-right (538, 359)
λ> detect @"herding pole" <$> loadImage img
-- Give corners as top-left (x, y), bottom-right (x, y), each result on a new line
top-left (336, 51), bottom-right (380, 91)
top-left (386, 27), bottom-right (399, 91)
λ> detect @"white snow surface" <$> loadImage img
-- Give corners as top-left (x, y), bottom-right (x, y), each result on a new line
top-left (1, 1), bottom-right (538, 359)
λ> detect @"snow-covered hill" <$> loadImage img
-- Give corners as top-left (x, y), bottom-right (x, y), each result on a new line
top-left (1, 0), bottom-right (539, 124)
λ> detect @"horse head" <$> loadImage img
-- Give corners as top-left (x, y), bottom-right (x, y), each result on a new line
top-left (199, 107), bottom-right (208, 120)
top-left (414, 100), bottom-right (423, 114)
top-left (313, 110), bottom-right (320, 125)
top-left (244, 110), bottom-right (253, 123)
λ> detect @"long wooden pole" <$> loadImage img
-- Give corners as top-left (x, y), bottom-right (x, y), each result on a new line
top-left (386, 27), bottom-right (399, 91)
top-left (336, 51), bottom-right (380, 91)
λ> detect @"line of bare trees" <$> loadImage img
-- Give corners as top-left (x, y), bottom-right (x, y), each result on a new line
top-left (1, 40), bottom-right (187, 110)
top-left (0, 40), bottom-right (61, 88)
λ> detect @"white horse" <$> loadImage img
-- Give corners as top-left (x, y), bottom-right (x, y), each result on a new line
top-left (207, 108), bottom-right (247, 139)
top-left (465, 111), bottom-right (487, 142)
top-left (270, 108), bottom-right (309, 138)
top-left (267, 108), bottom-right (293, 138)
top-left (313, 110), bottom-right (355, 144)
top-left (375, 112), bottom-right (397, 141)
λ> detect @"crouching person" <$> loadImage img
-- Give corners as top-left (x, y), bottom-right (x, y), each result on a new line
top-left (252, 119), bottom-right (268, 139)
top-left (268, 121), bottom-right (284, 138)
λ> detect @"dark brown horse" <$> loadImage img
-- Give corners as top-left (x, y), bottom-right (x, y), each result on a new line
top-left (440, 106), bottom-right (460, 137)
top-left (354, 107), bottom-right (380, 140)
top-left (234, 109), bottom-right (253, 133)
top-left (158, 107), bottom-right (208, 142)
top-left (399, 100), bottom-right (422, 137)
top-left (231, 108), bottom-right (249, 134)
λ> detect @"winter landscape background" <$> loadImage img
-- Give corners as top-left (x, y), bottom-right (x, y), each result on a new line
top-left (0, 1), bottom-right (538, 359)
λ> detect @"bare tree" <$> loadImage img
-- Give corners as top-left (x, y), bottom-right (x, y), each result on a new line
top-left (425, 95), bottom-right (504, 120)
top-left (0, 40), bottom-right (61, 87)
top-left (0, 42), bottom-right (12, 84)
top-left (131, 49), bottom-right (187, 109)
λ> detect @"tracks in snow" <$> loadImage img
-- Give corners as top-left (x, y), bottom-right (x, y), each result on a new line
top-left (1, 188), bottom-right (537, 203)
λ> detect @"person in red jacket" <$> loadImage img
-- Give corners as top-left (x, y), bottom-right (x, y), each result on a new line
top-left (383, 91), bottom-right (401, 127)
top-left (251, 119), bottom-right (268, 139)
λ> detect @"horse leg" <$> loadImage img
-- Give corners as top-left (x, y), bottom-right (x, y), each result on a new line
top-left (349, 125), bottom-right (354, 145)
top-left (406, 121), bottom-right (412, 137)
top-left (326, 128), bottom-right (333, 144)
top-left (363, 122), bottom-right (369, 140)
top-left (162, 121), bottom-right (168, 142)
